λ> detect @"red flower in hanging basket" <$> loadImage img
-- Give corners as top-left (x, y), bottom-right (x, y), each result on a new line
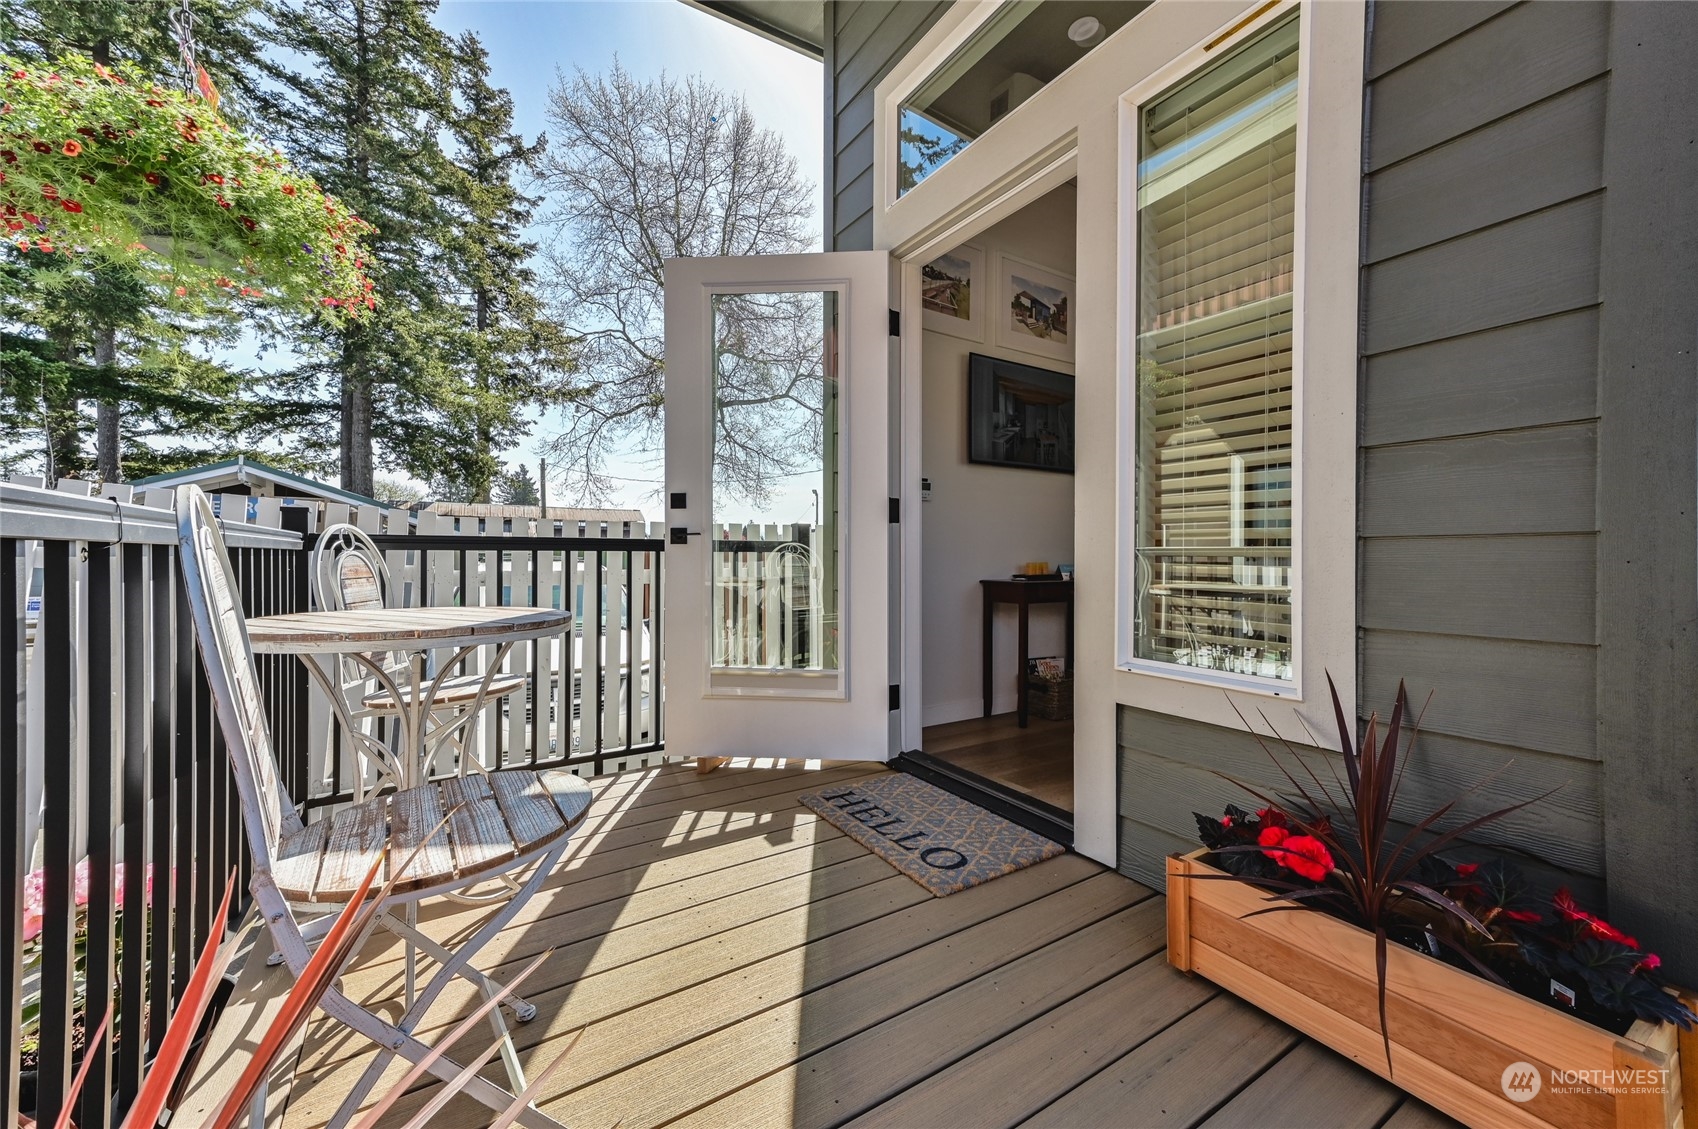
top-left (61, 139), bottom-right (81, 156)
top-left (174, 286), bottom-right (187, 297)
top-left (204, 173), bottom-right (224, 185)
top-left (0, 150), bottom-right (15, 163)
top-left (36, 239), bottom-right (53, 252)
top-left (39, 183), bottom-right (57, 198)
top-left (215, 195), bottom-right (231, 208)
top-left (281, 183), bottom-right (296, 196)
top-left (10, 69), bottom-right (26, 79)
top-left (239, 215), bottom-right (256, 230)
top-left (145, 98), bottom-right (165, 108)
top-left (61, 199), bottom-right (82, 213)
top-left (75, 126), bottom-right (95, 137)
top-left (144, 171), bottom-right (160, 185)
top-left (32, 140), bottom-right (52, 153)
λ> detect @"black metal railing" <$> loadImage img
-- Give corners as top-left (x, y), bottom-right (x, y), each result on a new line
top-left (299, 533), bottom-right (666, 809)
top-left (1, 484), bottom-right (307, 1129)
top-left (1, 484), bottom-right (669, 1129)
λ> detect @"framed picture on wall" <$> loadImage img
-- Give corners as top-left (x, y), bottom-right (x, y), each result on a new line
top-left (994, 252), bottom-right (1074, 364)
top-left (920, 243), bottom-right (984, 341)
top-left (967, 352), bottom-right (1075, 473)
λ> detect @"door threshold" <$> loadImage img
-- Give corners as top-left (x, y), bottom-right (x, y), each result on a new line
top-left (892, 751), bottom-right (1074, 847)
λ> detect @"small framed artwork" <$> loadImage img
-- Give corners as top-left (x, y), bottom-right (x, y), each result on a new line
top-left (920, 243), bottom-right (984, 341)
top-left (995, 252), bottom-right (1074, 364)
top-left (967, 352), bottom-right (1075, 473)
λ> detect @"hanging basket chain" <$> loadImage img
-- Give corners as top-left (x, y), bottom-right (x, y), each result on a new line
top-left (168, 0), bottom-right (200, 98)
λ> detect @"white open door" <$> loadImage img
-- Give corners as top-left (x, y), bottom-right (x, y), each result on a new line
top-left (663, 251), bottom-right (899, 763)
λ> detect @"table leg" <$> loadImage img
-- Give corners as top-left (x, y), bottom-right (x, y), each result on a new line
top-left (1017, 598), bottom-right (1030, 729)
top-left (1065, 592), bottom-right (1075, 675)
top-left (982, 592), bottom-right (993, 719)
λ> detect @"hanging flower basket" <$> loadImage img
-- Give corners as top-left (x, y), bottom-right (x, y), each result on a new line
top-left (1, 53), bottom-right (376, 319)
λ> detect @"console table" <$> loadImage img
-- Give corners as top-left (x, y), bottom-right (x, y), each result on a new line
top-left (981, 579), bottom-right (1075, 728)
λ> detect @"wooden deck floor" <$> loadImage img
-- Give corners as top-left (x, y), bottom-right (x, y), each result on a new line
top-left (276, 761), bottom-right (1460, 1129)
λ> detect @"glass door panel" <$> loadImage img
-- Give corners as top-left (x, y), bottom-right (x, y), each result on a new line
top-left (710, 290), bottom-right (841, 673)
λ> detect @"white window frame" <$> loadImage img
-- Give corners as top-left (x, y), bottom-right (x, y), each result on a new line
top-left (867, 1), bottom-right (1363, 864)
top-left (1113, 1), bottom-right (1360, 733)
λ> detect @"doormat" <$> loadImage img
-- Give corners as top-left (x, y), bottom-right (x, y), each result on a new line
top-left (799, 774), bottom-right (1065, 897)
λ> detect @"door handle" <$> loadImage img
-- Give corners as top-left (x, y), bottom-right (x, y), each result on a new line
top-left (669, 527), bottom-right (702, 546)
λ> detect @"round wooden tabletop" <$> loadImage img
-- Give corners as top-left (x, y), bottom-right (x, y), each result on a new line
top-left (245, 605), bottom-right (572, 654)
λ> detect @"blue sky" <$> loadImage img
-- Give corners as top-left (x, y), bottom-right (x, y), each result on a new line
top-left (247, 1), bottom-right (824, 513)
top-left (440, 1), bottom-right (824, 514)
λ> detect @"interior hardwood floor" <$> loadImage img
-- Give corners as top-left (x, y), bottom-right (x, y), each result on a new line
top-left (266, 760), bottom-right (1459, 1129)
top-left (923, 712), bottom-right (1074, 811)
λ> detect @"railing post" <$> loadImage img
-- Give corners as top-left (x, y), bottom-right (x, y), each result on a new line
top-left (1, 539), bottom-right (27, 1129)
top-left (35, 539), bottom-right (76, 1124)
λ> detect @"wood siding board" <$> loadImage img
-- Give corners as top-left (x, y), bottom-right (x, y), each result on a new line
top-left (1361, 630), bottom-right (1596, 760)
top-left (835, 119), bottom-right (875, 190)
top-left (832, 0), bottom-right (900, 71)
top-left (836, 208), bottom-right (874, 253)
top-left (1365, 0), bottom-right (1609, 170)
top-left (1595, 1), bottom-right (1698, 985)
top-left (1365, 78), bottom-right (1606, 263)
top-left (1365, 0), bottom-right (1519, 81)
top-left (1360, 424), bottom-right (1597, 538)
top-left (1361, 309), bottom-right (1599, 446)
top-left (1360, 534), bottom-right (1597, 644)
top-left (1116, 817), bottom-right (1194, 892)
top-left (1118, 709), bottom-right (1603, 875)
top-left (834, 88), bottom-right (875, 158)
top-left (1363, 195), bottom-right (1602, 355)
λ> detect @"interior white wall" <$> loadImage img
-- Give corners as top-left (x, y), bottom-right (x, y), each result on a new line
top-left (920, 185), bottom-right (1077, 729)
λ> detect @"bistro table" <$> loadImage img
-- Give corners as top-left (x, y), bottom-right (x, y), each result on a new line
top-left (981, 578), bottom-right (1075, 729)
top-left (246, 605), bottom-right (572, 790)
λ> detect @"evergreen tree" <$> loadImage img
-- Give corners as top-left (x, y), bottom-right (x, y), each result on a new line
top-left (240, 0), bottom-right (467, 496)
top-left (493, 462), bottom-right (539, 507)
top-left (433, 31), bottom-right (576, 502)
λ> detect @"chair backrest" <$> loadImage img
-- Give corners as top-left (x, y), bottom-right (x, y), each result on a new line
top-left (175, 485), bottom-right (298, 868)
top-left (311, 524), bottom-right (390, 612)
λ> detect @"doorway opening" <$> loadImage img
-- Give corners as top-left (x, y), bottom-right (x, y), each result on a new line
top-left (907, 181), bottom-right (1077, 839)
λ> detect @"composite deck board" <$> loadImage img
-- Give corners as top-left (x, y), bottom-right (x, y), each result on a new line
top-left (275, 763), bottom-right (1449, 1129)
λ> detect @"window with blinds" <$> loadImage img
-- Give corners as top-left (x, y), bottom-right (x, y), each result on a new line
top-left (1132, 15), bottom-right (1299, 683)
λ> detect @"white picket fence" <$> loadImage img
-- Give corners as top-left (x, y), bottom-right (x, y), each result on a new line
top-left (709, 523), bottom-right (832, 672)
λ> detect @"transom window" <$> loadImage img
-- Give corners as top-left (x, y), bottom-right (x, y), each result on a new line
top-left (1131, 14), bottom-right (1300, 683)
top-left (898, 1), bottom-right (1151, 196)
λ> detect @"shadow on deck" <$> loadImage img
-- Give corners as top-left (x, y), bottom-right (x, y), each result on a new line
top-left (260, 761), bottom-right (1457, 1129)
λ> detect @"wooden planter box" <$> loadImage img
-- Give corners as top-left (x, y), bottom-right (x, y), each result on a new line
top-left (1167, 850), bottom-right (1695, 1129)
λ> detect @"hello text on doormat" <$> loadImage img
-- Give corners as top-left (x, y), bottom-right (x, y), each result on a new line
top-left (799, 774), bottom-right (1065, 897)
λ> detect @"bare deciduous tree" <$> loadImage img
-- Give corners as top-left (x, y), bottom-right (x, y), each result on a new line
top-left (537, 62), bottom-right (817, 506)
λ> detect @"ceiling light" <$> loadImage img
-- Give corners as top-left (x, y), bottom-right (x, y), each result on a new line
top-left (1068, 16), bottom-right (1104, 48)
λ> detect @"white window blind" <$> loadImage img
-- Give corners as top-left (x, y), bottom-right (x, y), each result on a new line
top-left (1133, 15), bottom-right (1299, 683)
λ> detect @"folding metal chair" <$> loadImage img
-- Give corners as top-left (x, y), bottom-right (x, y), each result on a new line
top-left (176, 486), bottom-right (585, 1129)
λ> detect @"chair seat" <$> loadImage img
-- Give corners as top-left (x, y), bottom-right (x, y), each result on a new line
top-left (273, 769), bottom-right (592, 903)
top-left (361, 671), bottom-right (528, 711)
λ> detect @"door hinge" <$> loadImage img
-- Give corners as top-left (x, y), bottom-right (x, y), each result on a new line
top-left (888, 497), bottom-right (900, 523)
top-left (889, 684), bottom-right (901, 711)
top-left (889, 308), bottom-right (901, 337)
